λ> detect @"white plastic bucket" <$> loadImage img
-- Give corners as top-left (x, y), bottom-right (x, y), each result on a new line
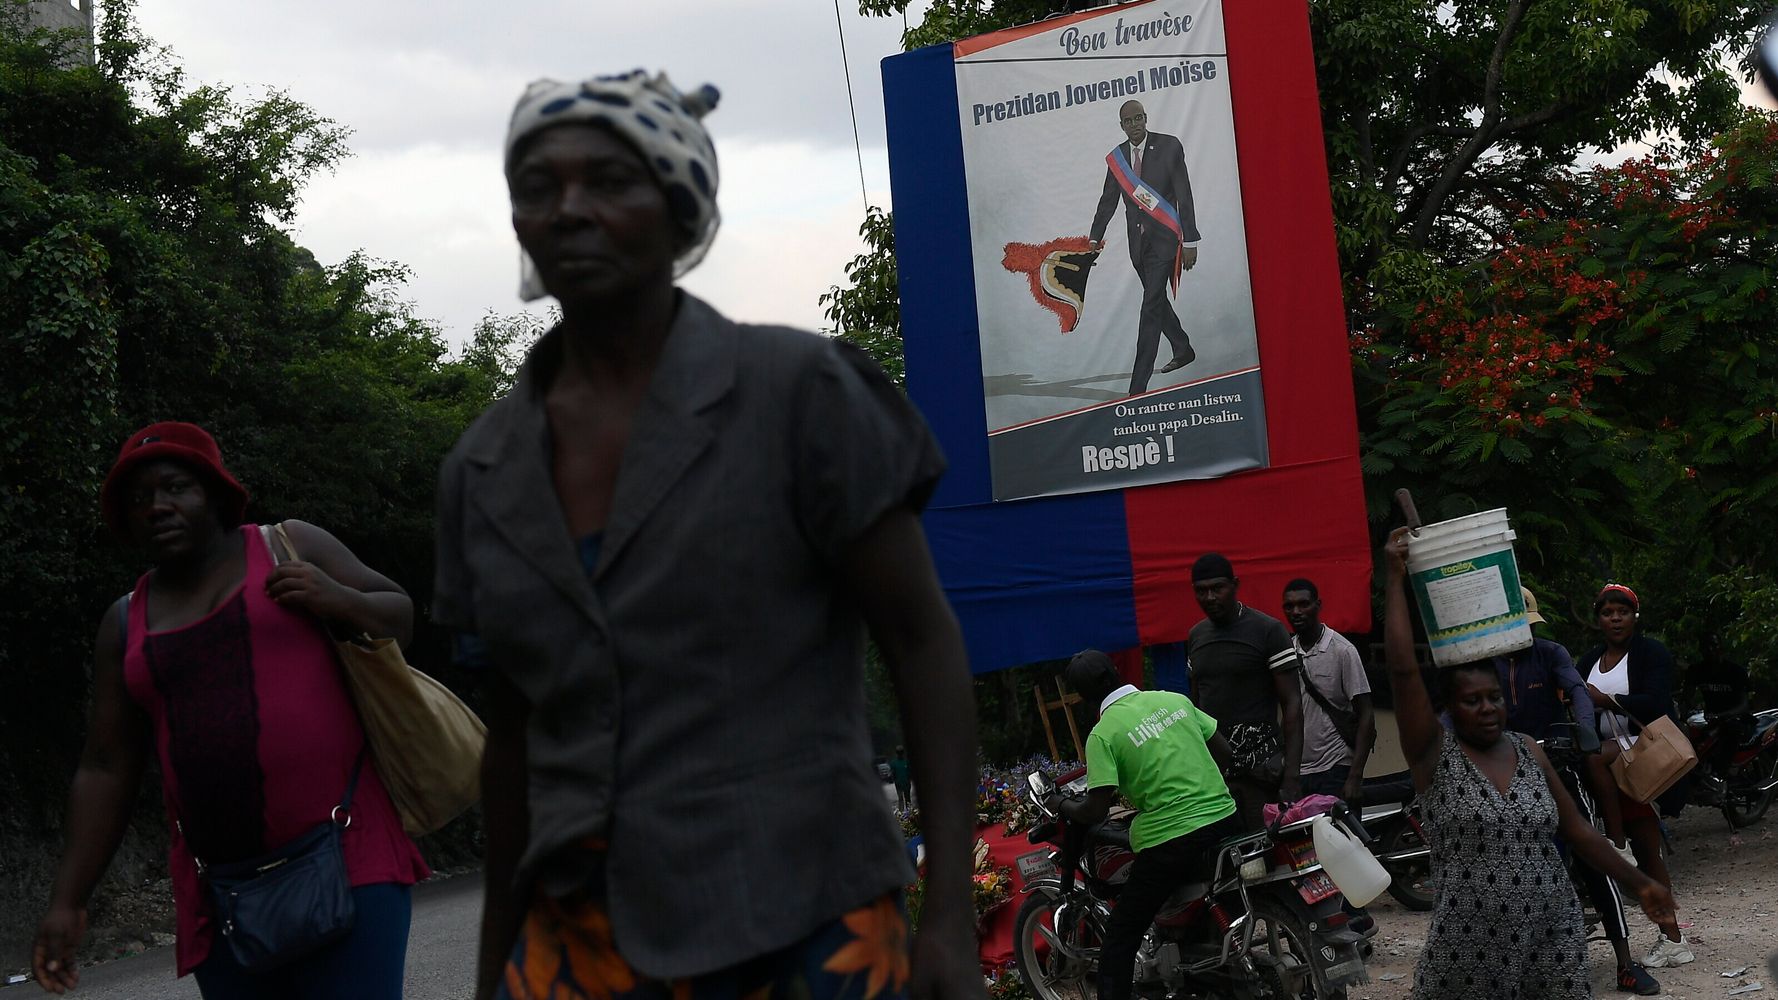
top-left (1311, 815), bottom-right (1391, 906)
top-left (1405, 508), bottom-right (1533, 666)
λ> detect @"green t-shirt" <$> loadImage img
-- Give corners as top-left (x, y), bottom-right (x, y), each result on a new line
top-left (1085, 688), bottom-right (1237, 853)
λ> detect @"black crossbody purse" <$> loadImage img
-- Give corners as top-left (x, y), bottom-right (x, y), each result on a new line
top-left (187, 754), bottom-right (363, 972)
top-left (119, 593), bottom-right (362, 972)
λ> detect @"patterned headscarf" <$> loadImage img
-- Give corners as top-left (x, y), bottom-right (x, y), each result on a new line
top-left (505, 70), bottom-right (721, 300)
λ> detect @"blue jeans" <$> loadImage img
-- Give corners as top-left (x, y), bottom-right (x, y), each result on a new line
top-left (193, 883), bottom-right (411, 1000)
top-left (1299, 764), bottom-right (1352, 799)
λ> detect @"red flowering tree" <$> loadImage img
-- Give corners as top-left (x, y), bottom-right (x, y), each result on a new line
top-left (1358, 114), bottom-right (1778, 652)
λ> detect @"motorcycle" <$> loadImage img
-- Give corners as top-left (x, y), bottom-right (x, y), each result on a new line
top-left (1011, 767), bottom-right (1371, 1000)
top-left (1355, 775), bottom-right (1433, 912)
top-left (1683, 707), bottom-right (1778, 828)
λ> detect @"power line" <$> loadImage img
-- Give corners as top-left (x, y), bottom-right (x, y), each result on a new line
top-left (832, 0), bottom-right (871, 213)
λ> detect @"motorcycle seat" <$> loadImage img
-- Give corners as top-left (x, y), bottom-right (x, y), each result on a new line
top-left (1090, 819), bottom-right (1133, 850)
top-left (1754, 713), bottom-right (1778, 740)
top-left (1359, 772), bottom-right (1416, 806)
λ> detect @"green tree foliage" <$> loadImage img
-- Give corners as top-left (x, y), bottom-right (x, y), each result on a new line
top-left (835, 0), bottom-right (1778, 683)
top-left (0, 0), bottom-right (529, 948)
top-left (1361, 117), bottom-right (1778, 675)
top-left (821, 205), bottom-right (905, 384)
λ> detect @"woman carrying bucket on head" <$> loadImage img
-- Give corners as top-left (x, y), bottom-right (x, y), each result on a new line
top-left (1576, 583), bottom-right (1696, 970)
top-left (1380, 525), bottom-right (1678, 1000)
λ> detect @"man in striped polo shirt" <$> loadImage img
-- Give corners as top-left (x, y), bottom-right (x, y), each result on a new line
top-left (1185, 552), bottom-right (1304, 829)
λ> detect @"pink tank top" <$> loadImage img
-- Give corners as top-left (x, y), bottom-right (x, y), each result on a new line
top-left (122, 524), bottom-right (430, 975)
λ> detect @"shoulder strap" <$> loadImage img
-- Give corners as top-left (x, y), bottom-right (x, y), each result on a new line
top-left (1293, 638), bottom-right (1354, 747)
top-left (260, 521), bottom-right (298, 564)
top-left (109, 593), bottom-right (132, 656)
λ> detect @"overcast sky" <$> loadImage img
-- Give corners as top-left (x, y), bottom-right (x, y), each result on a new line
top-left (123, 2), bottom-right (1774, 350)
top-left (127, 0), bottom-right (930, 345)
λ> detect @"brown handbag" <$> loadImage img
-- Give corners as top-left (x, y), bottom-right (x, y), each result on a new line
top-left (1604, 710), bottom-right (1698, 804)
top-left (265, 523), bottom-right (486, 835)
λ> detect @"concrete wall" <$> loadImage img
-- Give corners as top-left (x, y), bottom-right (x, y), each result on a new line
top-left (1365, 707), bottom-right (1410, 776)
top-left (25, 0), bottom-right (94, 64)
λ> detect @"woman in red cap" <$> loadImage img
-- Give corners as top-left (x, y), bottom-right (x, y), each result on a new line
top-left (31, 422), bottom-right (429, 999)
top-left (1577, 582), bottom-right (1695, 970)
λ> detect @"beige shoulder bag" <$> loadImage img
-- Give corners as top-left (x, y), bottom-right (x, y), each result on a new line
top-left (265, 523), bottom-right (485, 835)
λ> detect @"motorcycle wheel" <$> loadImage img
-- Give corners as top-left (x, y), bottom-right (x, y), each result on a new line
top-left (1013, 891), bottom-right (1101, 1000)
top-left (1247, 898), bottom-right (1348, 1000)
top-left (1723, 748), bottom-right (1778, 828)
top-left (1380, 820), bottom-right (1436, 912)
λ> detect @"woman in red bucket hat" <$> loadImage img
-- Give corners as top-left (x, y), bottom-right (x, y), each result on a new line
top-left (32, 422), bottom-right (429, 999)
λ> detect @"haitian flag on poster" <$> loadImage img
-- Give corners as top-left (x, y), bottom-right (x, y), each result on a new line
top-left (883, 0), bottom-right (1374, 673)
top-left (954, 0), bottom-right (1267, 502)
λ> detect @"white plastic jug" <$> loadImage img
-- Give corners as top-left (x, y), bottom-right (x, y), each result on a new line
top-left (1311, 815), bottom-right (1391, 907)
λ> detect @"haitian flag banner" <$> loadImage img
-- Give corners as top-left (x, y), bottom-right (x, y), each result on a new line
top-left (884, 0), bottom-right (1373, 672)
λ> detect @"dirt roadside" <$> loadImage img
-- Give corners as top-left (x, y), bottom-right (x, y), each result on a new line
top-left (1356, 805), bottom-right (1777, 999)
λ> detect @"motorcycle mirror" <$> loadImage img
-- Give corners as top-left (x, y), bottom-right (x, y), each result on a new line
top-left (1027, 771), bottom-right (1054, 797)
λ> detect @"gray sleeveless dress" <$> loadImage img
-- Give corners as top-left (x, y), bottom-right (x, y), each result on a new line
top-left (1412, 731), bottom-right (1591, 1000)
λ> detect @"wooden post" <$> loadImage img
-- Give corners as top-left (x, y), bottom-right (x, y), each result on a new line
top-left (1057, 679), bottom-right (1084, 759)
top-left (1035, 684), bottom-right (1060, 762)
top-left (1033, 679), bottom-right (1086, 761)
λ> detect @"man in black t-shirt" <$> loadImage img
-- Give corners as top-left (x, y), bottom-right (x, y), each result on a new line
top-left (1689, 639), bottom-right (1753, 780)
top-left (1186, 553), bottom-right (1304, 828)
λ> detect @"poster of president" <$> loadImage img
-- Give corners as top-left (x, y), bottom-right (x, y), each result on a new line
top-left (955, 0), bottom-right (1267, 501)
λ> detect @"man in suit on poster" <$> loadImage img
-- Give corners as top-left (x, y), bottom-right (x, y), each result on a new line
top-left (1088, 99), bottom-right (1201, 396)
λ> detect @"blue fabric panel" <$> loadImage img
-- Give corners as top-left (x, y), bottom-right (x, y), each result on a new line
top-left (923, 493), bottom-right (1137, 674)
top-left (886, 44), bottom-right (1136, 672)
top-left (882, 44), bottom-right (992, 508)
top-left (1150, 641), bottom-right (1189, 695)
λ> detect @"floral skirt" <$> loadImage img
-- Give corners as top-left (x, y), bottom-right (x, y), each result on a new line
top-left (498, 890), bottom-right (911, 1000)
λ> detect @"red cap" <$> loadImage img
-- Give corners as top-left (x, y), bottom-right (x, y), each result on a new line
top-left (100, 422), bottom-right (248, 535)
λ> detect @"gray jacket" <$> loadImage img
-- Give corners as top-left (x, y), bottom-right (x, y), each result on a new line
top-left (433, 293), bottom-right (939, 977)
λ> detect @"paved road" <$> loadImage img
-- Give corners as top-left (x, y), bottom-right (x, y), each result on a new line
top-left (11, 876), bottom-right (482, 1000)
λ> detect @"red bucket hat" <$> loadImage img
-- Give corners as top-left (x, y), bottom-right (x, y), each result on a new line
top-left (100, 422), bottom-right (249, 535)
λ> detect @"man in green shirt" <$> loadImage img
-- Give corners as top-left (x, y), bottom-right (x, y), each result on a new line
top-left (1056, 650), bottom-right (1241, 1000)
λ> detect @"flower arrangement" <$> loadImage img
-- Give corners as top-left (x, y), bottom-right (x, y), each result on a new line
top-left (900, 809), bottom-right (921, 840)
top-left (985, 970), bottom-right (1035, 1000)
top-left (983, 755), bottom-right (1082, 836)
top-left (971, 865), bottom-right (1014, 914)
top-left (971, 836), bottom-right (1016, 935)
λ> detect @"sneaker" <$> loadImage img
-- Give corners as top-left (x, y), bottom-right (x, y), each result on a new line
top-left (1617, 963), bottom-right (1661, 995)
top-left (1643, 933), bottom-right (1695, 968)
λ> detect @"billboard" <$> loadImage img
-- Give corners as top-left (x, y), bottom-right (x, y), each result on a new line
top-left (885, 0), bottom-right (1374, 673)
top-left (954, 0), bottom-right (1266, 500)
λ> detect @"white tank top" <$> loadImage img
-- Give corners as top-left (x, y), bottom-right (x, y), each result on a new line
top-left (1590, 652), bottom-right (1633, 744)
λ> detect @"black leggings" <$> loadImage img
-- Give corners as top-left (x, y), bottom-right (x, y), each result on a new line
top-left (1098, 814), bottom-right (1244, 1000)
top-left (1555, 765), bottom-right (1630, 943)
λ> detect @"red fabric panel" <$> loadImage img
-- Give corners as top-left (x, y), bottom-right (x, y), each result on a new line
top-left (1125, 0), bottom-right (1372, 642)
top-left (974, 822), bottom-right (1053, 971)
top-left (952, 5), bottom-right (1121, 58)
top-left (1109, 648), bottom-right (1145, 687)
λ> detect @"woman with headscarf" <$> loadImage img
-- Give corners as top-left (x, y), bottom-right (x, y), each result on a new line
top-left (1380, 528), bottom-right (1677, 1000)
top-left (433, 71), bottom-right (983, 1000)
top-left (32, 422), bottom-right (429, 998)
top-left (1576, 583), bottom-right (1696, 970)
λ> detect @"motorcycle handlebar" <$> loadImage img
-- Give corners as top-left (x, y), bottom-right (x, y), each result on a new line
top-left (1329, 801), bottom-right (1375, 846)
